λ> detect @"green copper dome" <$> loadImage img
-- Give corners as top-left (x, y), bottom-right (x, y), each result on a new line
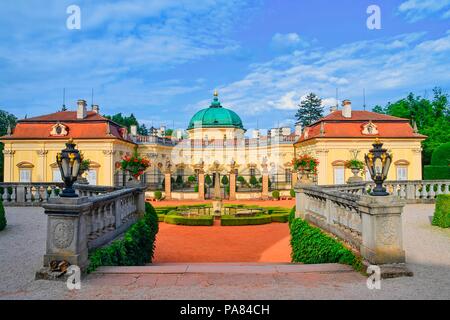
top-left (187, 92), bottom-right (244, 130)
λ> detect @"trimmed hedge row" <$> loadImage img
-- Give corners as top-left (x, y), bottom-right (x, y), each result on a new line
top-left (432, 194), bottom-right (450, 228)
top-left (221, 214), bottom-right (272, 226)
top-left (164, 215), bottom-right (214, 226)
top-left (0, 200), bottom-right (6, 231)
top-left (290, 217), bottom-right (363, 271)
top-left (288, 206), bottom-right (296, 227)
top-left (86, 202), bottom-right (159, 273)
top-left (270, 213), bottom-right (289, 223)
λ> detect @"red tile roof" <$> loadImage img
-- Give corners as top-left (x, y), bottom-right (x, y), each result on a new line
top-left (0, 111), bottom-right (134, 143)
top-left (296, 110), bottom-right (427, 143)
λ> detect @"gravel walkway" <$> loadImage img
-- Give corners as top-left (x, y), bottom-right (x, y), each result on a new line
top-left (0, 204), bottom-right (449, 300)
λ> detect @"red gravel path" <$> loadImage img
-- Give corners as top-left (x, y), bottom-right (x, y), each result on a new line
top-left (151, 199), bottom-right (295, 208)
top-left (153, 220), bottom-right (292, 263)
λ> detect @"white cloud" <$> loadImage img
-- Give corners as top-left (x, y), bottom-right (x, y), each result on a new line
top-left (208, 32), bottom-right (450, 116)
top-left (398, 0), bottom-right (450, 21)
top-left (271, 33), bottom-right (309, 51)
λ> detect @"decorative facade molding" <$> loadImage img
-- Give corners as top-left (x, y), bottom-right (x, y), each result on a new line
top-left (2, 149), bottom-right (15, 155)
top-left (36, 150), bottom-right (48, 157)
top-left (361, 121), bottom-right (378, 135)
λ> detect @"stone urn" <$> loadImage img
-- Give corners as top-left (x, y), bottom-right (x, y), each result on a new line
top-left (77, 171), bottom-right (89, 185)
top-left (126, 175), bottom-right (142, 187)
top-left (212, 198), bottom-right (223, 216)
top-left (347, 167), bottom-right (363, 184)
top-left (298, 168), bottom-right (314, 184)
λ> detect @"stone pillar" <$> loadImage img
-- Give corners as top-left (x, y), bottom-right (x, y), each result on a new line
top-left (291, 171), bottom-right (298, 188)
top-left (102, 150), bottom-right (115, 186)
top-left (214, 172), bottom-right (221, 199)
top-left (229, 170), bottom-right (236, 200)
top-left (164, 171), bottom-right (172, 200)
top-left (41, 197), bottom-right (92, 270)
top-left (136, 188), bottom-right (145, 216)
top-left (357, 195), bottom-right (406, 264)
top-left (262, 174), bottom-right (269, 200)
top-left (198, 170), bottom-right (205, 200)
top-left (2, 149), bottom-right (14, 182)
top-left (294, 185), bottom-right (307, 219)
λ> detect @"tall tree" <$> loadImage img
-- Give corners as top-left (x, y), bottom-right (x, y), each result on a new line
top-left (295, 93), bottom-right (324, 127)
top-left (0, 110), bottom-right (18, 181)
top-left (372, 87), bottom-right (450, 165)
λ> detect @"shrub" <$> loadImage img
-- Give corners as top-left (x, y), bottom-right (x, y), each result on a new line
top-left (221, 175), bottom-right (229, 186)
top-left (188, 175), bottom-right (196, 183)
top-left (249, 176), bottom-right (258, 187)
top-left (164, 215), bottom-right (214, 226)
top-left (288, 206), bottom-right (296, 227)
top-left (270, 213), bottom-right (289, 223)
top-left (205, 174), bottom-right (213, 186)
top-left (432, 194), bottom-right (450, 228)
top-left (221, 214), bottom-right (272, 226)
top-left (431, 142), bottom-right (450, 166)
top-left (0, 200), bottom-right (6, 231)
top-left (154, 190), bottom-right (162, 200)
top-left (237, 176), bottom-right (246, 185)
top-left (87, 202), bottom-right (159, 273)
top-left (272, 190), bottom-right (280, 200)
top-left (424, 166), bottom-right (450, 180)
top-left (194, 184), bottom-right (199, 192)
top-left (290, 189), bottom-right (296, 198)
top-left (175, 175), bottom-right (183, 185)
top-left (290, 218), bottom-right (363, 271)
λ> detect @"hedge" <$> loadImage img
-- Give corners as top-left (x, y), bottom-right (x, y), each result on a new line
top-left (432, 194), bottom-right (450, 228)
top-left (288, 206), bottom-right (296, 227)
top-left (270, 213), bottom-right (289, 223)
top-left (290, 218), bottom-right (363, 271)
top-left (87, 202), bottom-right (159, 273)
top-left (164, 215), bottom-right (214, 226)
top-left (430, 142), bottom-right (450, 166)
top-left (221, 214), bottom-right (272, 226)
top-left (424, 165), bottom-right (450, 180)
top-left (0, 200), bottom-right (6, 231)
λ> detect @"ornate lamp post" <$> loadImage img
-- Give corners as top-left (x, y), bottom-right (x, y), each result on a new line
top-left (57, 138), bottom-right (83, 197)
top-left (364, 138), bottom-right (392, 196)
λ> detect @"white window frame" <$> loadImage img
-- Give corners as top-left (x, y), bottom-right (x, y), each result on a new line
top-left (396, 166), bottom-right (408, 181)
top-left (19, 169), bottom-right (32, 182)
top-left (333, 166), bottom-right (345, 185)
top-left (52, 168), bottom-right (62, 182)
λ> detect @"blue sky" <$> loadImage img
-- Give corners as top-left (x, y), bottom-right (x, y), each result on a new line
top-left (1, 0), bottom-right (450, 132)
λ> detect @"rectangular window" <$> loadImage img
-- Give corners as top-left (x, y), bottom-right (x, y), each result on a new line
top-left (19, 169), bottom-right (31, 182)
top-left (397, 166), bottom-right (407, 181)
top-left (52, 169), bottom-right (62, 182)
top-left (250, 168), bottom-right (256, 177)
top-left (285, 169), bottom-right (292, 183)
top-left (333, 167), bottom-right (345, 185)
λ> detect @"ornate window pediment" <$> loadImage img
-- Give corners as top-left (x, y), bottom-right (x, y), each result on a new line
top-left (17, 161), bottom-right (34, 168)
top-left (361, 121), bottom-right (378, 135)
top-left (50, 122), bottom-right (68, 137)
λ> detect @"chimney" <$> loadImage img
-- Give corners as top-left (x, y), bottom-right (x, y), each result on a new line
top-left (77, 99), bottom-right (87, 119)
top-left (92, 104), bottom-right (100, 114)
top-left (342, 99), bottom-right (352, 118)
top-left (130, 125), bottom-right (137, 136)
top-left (295, 123), bottom-right (302, 136)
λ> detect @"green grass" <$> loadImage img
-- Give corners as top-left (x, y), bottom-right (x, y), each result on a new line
top-left (432, 194), bottom-right (450, 228)
top-left (220, 214), bottom-right (272, 226)
top-left (164, 215), bottom-right (214, 226)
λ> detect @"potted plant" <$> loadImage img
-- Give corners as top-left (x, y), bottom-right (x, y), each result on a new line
top-left (120, 149), bottom-right (150, 186)
top-left (345, 159), bottom-right (364, 183)
top-left (77, 159), bottom-right (91, 184)
top-left (292, 154), bottom-right (319, 183)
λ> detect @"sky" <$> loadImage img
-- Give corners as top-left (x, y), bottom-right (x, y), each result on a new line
top-left (1, 0), bottom-right (450, 132)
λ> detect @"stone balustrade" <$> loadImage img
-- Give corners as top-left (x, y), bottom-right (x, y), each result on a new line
top-left (38, 186), bottom-right (146, 273)
top-left (295, 183), bottom-right (406, 265)
top-left (0, 182), bottom-right (119, 206)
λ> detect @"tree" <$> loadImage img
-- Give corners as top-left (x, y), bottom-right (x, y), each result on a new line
top-left (372, 87), bottom-right (450, 165)
top-left (165, 129), bottom-right (174, 137)
top-left (295, 93), bottom-right (324, 127)
top-left (138, 124), bottom-right (148, 135)
top-left (221, 175), bottom-right (229, 185)
top-left (205, 174), bottom-right (212, 186)
top-left (0, 110), bottom-right (18, 182)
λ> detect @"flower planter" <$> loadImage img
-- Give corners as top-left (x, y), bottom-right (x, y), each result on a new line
top-left (347, 167), bottom-right (363, 184)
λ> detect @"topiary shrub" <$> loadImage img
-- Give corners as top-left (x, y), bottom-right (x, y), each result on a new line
top-left (290, 189), bottom-right (296, 198)
top-left (288, 206), bottom-right (296, 227)
top-left (432, 194), bottom-right (450, 228)
top-left (221, 175), bottom-right (229, 186)
top-left (290, 218), bottom-right (363, 271)
top-left (425, 142), bottom-right (450, 180)
top-left (205, 174), bottom-right (212, 186)
top-left (188, 175), bottom-right (196, 183)
top-left (87, 202), bottom-right (159, 272)
top-left (270, 213), bottom-right (289, 223)
top-left (154, 190), bottom-right (162, 200)
top-left (249, 176), bottom-right (258, 187)
top-left (0, 200), bottom-right (6, 231)
top-left (272, 190), bottom-right (280, 200)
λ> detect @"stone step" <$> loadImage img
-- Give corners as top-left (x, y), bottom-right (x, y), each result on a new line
top-left (93, 263), bottom-right (354, 275)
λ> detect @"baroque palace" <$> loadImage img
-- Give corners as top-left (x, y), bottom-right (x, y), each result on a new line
top-left (0, 91), bottom-right (426, 200)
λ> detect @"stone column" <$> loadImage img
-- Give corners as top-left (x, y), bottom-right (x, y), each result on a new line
top-left (36, 150), bottom-right (48, 182)
top-left (357, 195), bottom-right (406, 264)
top-left (102, 150), bottom-right (115, 186)
top-left (164, 171), bottom-right (172, 200)
top-left (315, 149), bottom-right (329, 185)
top-left (41, 197), bottom-right (92, 270)
top-left (261, 163), bottom-right (269, 199)
top-left (214, 172), bottom-right (221, 199)
top-left (229, 170), bottom-right (236, 200)
top-left (198, 170), bottom-right (205, 200)
top-left (2, 149), bottom-right (14, 182)
top-left (294, 185), bottom-right (307, 219)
